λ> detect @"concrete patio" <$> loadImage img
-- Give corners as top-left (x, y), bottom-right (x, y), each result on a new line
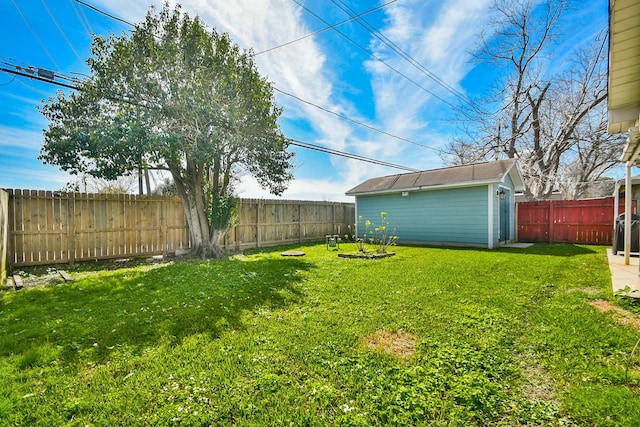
top-left (606, 249), bottom-right (640, 298)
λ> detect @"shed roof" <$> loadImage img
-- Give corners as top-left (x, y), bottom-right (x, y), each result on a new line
top-left (345, 159), bottom-right (524, 196)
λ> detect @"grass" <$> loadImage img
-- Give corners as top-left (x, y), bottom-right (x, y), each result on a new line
top-left (1, 243), bottom-right (640, 425)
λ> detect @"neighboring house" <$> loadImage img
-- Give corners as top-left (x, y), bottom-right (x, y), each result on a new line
top-left (345, 159), bottom-right (525, 249)
top-left (609, 0), bottom-right (640, 264)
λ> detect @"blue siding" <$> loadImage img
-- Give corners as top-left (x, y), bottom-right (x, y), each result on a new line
top-left (356, 186), bottom-right (490, 245)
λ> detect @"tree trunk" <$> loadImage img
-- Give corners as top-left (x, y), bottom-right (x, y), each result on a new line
top-left (171, 170), bottom-right (227, 259)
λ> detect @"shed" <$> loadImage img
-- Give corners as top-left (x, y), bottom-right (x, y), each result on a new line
top-left (345, 159), bottom-right (525, 249)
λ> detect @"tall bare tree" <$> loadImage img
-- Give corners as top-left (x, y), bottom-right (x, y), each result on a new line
top-left (443, 0), bottom-right (624, 200)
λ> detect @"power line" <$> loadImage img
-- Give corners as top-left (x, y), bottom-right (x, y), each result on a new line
top-left (75, 0), bottom-right (134, 27)
top-left (0, 75), bottom-right (16, 86)
top-left (0, 66), bottom-right (79, 90)
top-left (274, 87), bottom-right (438, 152)
top-left (70, 1), bottom-right (442, 154)
top-left (11, 0), bottom-right (61, 71)
top-left (255, 0), bottom-right (397, 56)
top-left (69, 0), bottom-right (93, 38)
top-left (41, 0), bottom-right (85, 63)
top-left (75, 0), bottom-right (94, 34)
top-left (290, 0), bottom-right (472, 118)
top-left (329, 0), bottom-right (476, 107)
top-left (289, 139), bottom-right (420, 172)
top-left (0, 60), bottom-right (417, 172)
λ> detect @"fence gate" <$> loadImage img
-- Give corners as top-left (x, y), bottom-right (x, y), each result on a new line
top-left (517, 198), bottom-right (634, 245)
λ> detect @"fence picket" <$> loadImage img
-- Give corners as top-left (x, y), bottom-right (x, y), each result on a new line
top-left (517, 198), bottom-right (632, 244)
top-left (3, 192), bottom-right (354, 267)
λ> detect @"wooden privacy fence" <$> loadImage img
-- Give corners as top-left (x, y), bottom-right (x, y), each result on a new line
top-left (5, 189), bottom-right (355, 268)
top-left (7, 190), bottom-right (190, 267)
top-left (225, 199), bottom-right (354, 251)
top-left (517, 198), bottom-right (634, 245)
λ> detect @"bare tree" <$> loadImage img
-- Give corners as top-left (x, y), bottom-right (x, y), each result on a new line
top-left (557, 116), bottom-right (624, 199)
top-left (443, 0), bottom-right (623, 200)
top-left (60, 174), bottom-right (139, 194)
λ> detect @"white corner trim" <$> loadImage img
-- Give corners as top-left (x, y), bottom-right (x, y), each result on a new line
top-left (488, 185), bottom-right (494, 249)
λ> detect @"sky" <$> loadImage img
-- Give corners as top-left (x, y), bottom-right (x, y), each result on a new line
top-left (0, 0), bottom-right (610, 201)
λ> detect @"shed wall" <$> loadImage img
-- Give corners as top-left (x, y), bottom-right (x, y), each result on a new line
top-left (355, 185), bottom-right (489, 245)
top-left (491, 184), bottom-right (499, 246)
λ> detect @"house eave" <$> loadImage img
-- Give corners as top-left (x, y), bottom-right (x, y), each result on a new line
top-left (620, 126), bottom-right (640, 164)
top-left (607, 0), bottom-right (640, 139)
top-left (346, 179), bottom-right (504, 197)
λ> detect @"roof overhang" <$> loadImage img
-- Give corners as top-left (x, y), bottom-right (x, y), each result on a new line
top-left (621, 126), bottom-right (640, 163)
top-left (608, 0), bottom-right (640, 148)
top-left (347, 180), bottom-right (501, 197)
top-left (348, 171), bottom-right (525, 197)
top-left (346, 160), bottom-right (526, 197)
top-left (508, 161), bottom-right (526, 192)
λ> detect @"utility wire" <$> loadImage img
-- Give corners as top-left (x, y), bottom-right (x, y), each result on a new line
top-left (1, 60), bottom-right (417, 172)
top-left (71, 1), bottom-right (441, 154)
top-left (76, 0), bottom-right (94, 34)
top-left (289, 139), bottom-right (420, 172)
top-left (255, 0), bottom-right (397, 56)
top-left (0, 75), bottom-right (16, 86)
top-left (274, 87), bottom-right (438, 152)
top-left (75, 0), bottom-right (134, 26)
top-left (291, 0), bottom-right (472, 119)
top-left (69, 0), bottom-right (93, 38)
top-left (0, 66), bottom-right (79, 90)
top-left (15, 78), bottom-right (53, 97)
top-left (11, 0), bottom-right (61, 71)
top-left (41, 0), bottom-right (85, 63)
top-left (330, 0), bottom-right (476, 107)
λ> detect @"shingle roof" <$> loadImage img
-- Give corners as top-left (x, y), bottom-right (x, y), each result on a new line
top-left (345, 159), bottom-right (522, 195)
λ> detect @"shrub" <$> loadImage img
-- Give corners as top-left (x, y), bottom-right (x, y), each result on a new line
top-left (346, 212), bottom-right (398, 253)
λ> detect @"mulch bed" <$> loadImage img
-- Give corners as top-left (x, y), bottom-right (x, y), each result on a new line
top-left (338, 252), bottom-right (395, 259)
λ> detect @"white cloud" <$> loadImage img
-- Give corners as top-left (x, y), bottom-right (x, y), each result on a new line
top-left (365, 0), bottom-right (493, 133)
top-left (0, 126), bottom-right (45, 150)
top-left (236, 174), bottom-right (354, 203)
top-left (87, 0), bottom-right (493, 197)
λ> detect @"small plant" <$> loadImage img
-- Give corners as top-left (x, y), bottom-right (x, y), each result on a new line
top-left (345, 212), bottom-right (398, 254)
top-left (371, 211), bottom-right (398, 253)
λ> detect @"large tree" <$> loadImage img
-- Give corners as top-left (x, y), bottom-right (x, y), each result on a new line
top-left (443, 0), bottom-right (625, 200)
top-left (39, 3), bottom-right (294, 258)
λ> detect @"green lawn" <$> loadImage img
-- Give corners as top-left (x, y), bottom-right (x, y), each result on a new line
top-left (2, 243), bottom-right (640, 426)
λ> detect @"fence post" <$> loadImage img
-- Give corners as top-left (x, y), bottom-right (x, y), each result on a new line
top-left (0, 189), bottom-right (8, 286)
top-left (515, 202), bottom-right (519, 242)
top-left (256, 200), bottom-right (261, 248)
top-left (67, 193), bottom-right (76, 266)
top-left (548, 201), bottom-right (554, 243)
top-left (235, 199), bottom-right (241, 252)
top-left (6, 192), bottom-right (354, 264)
top-left (298, 203), bottom-right (302, 244)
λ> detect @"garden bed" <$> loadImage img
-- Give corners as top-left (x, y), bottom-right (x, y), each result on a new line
top-left (338, 251), bottom-right (395, 259)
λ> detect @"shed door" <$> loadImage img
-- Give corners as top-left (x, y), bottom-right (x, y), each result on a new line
top-left (500, 191), bottom-right (510, 241)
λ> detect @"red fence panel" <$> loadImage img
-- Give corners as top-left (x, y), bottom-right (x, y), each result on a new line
top-left (517, 198), bottom-right (634, 245)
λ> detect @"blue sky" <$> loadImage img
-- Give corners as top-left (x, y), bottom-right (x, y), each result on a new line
top-left (1, 0), bottom-right (609, 201)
